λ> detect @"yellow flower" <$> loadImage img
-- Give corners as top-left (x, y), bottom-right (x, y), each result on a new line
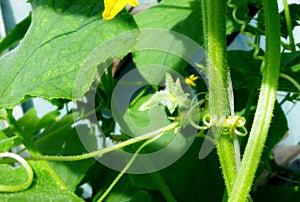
top-left (185, 74), bottom-right (198, 87)
top-left (102, 0), bottom-right (139, 20)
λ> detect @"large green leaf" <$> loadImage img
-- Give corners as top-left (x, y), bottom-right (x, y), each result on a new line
top-left (0, 0), bottom-right (138, 108)
top-left (132, 0), bottom-right (204, 80)
top-left (0, 164), bottom-right (29, 187)
top-left (134, 0), bottom-right (203, 44)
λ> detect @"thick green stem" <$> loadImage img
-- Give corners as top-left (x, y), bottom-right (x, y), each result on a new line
top-left (206, 0), bottom-right (237, 194)
top-left (229, 1), bottom-right (280, 201)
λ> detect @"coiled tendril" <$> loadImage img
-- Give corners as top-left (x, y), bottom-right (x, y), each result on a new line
top-left (187, 94), bottom-right (248, 137)
top-left (227, 1), bottom-right (300, 99)
top-left (227, 0), bottom-right (265, 65)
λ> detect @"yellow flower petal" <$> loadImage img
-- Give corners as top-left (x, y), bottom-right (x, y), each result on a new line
top-left (190, 75), bottom-right (198, 80)
top-left (185, 74), bottom-right (198, 87)
top-left (102, 0), bottom-right (139, 20)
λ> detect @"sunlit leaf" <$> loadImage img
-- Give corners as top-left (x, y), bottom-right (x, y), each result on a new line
top-left (0, 0), bottom-right (138, 108)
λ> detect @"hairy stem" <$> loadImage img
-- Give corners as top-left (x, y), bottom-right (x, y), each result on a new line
top-left (206, 0), bottom-right (237, 194)
top-left (229, 0), bottom-right (281, 201)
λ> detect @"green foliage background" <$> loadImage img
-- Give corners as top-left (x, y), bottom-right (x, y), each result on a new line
top-left (0, 0), bottom-right (300, 201)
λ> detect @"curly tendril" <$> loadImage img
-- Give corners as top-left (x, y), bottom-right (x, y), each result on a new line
top-left (187, 95), bottom-right (248, 137)
top-left (0, 152), bottom-right (33, 192)
top-left (193, 113), bottom-right (247, 137)
top-left (227, 0), bottom-right (265, 65)
top-left (222, 115), bottom-right (248, 137)
top-left (188, 103), bottom-right (210, 130)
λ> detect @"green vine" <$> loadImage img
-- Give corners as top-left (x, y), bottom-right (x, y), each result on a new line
top-left (229, 0), bottom-right (281, 201)
top-left (27, 122), bottom-right (179, 162)
top-left (282, 0), bottom-right (296, 51)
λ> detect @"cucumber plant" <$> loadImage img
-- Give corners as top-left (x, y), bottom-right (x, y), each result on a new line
top-left (0, 0), bottom-right (300, 201)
